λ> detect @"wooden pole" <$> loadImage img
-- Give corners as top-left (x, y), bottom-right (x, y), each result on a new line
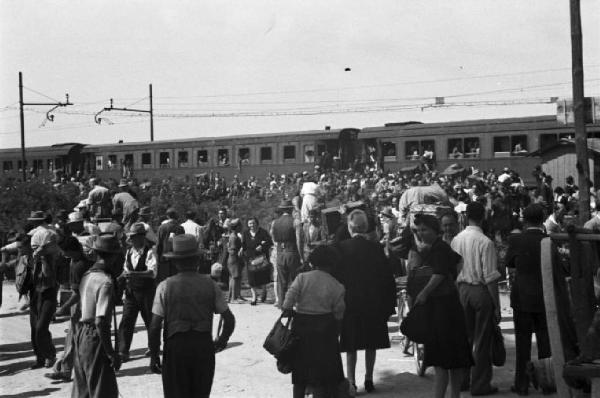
top-left (569, 0), bottom-right (591, 224)
top-left (18, 72), bottom-right (26, 182)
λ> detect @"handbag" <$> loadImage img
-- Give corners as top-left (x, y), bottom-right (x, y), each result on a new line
top-left (399, 302), bottom-right (432, 344)
top-left (263, 315), bottom-right (299, 359)
top-left (248, 254), bottom-right (270, 273)
top-left (491, 324), bottom-right (506, 366)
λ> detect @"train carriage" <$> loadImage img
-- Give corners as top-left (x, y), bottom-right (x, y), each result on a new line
top-left (2, 114), bottom-right (599, 183)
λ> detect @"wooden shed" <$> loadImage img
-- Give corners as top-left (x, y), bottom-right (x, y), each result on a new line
top-left (531, 138), bottom-right (600, 187)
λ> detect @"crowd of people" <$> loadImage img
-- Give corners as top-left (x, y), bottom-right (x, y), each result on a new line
top-left (0, 161), bottom-right (599, 398)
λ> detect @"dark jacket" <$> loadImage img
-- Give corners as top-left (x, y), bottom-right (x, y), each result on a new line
top-left (241, 227), bottom-right (273, 259)
top-left (506, 228), bottom-right (547, 313)
top-left (336, 235), bottom-right (396, 319)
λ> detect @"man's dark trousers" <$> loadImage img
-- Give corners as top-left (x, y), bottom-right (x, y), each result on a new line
top-left (513, 310), bottom-right (551, 391)
top-left (29, 288), bottom-right (57, 362)
top-left (458, 283), bottom-right (495, 394)
top-left (276, 249), bottom-right (301, 308)
top-left (72, 323), bottom-right (118, 398)
top-left (163, 330), bottom-right (215, 398)
top-left (118, 287), bottom-right (154, 356)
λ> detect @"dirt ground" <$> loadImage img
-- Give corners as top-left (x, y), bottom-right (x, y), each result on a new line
top-left (0, 281), bottom-right (557, 398)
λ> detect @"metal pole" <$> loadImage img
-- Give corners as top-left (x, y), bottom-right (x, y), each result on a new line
top-left (570, 0), bottom-right (591, 224)
top-left (149, 84), bottom-right (154, 142)
top-left (18, 72), bottom-right (26, 182)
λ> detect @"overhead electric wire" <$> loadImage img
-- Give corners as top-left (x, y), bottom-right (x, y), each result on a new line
top-left (22, 86), bottom-right (62, 103)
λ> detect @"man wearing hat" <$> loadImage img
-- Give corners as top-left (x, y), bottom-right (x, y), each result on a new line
top-left (138, 206), bottom-right (157, 244)
top-left (112, 179), bottom-right (139, 229)
top-left (148, 234), bottom-right (236, 398)
top-left (116, 223), bottom-right (157, 363)
top-left (156, 207), bottom-right (183, 284)
top-left (66, 211), bottom-right (96, 261)
top-left (271, 199), bottom-right (303, 308)
top-left (27, 210), bottom-right (59, 369)
top-left (72, 235), bottom-right (122, 398)
top-left (87, 178), bottom-right (112, 219)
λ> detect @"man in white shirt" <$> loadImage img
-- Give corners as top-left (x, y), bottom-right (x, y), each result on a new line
top-left (451, 202), bottom-right (501, 396)
top-left (181, 210), bottom-right (204, 248)
top-left (117, 223), bottom-right (157, 362)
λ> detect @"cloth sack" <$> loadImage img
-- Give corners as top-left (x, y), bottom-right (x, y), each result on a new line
top-left (491, 324), bottom-right (506, 366)
top-left (248, 254), bottom-right (270, 273)
top-left (400, 303), bottom-right (432, 344)
top-left (15, 255), bottom-right (33, 296)
top-left (263, 315), bottom-right (299, 359)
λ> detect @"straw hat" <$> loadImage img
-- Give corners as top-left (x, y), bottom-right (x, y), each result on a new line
top-left (92, 235), bottom-right (122, 253)
top-left (163, 234), bottom-right (202, 259)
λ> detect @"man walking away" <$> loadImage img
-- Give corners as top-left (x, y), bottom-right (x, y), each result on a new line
top-left (451, 202), bottom-right (501, 396)
top-left (72, 235), bottom-right (122, 398)
top-left (45, 237), bottom-right (92, 382)
top-left (149, 234), bottom-right (235, 398)
top-left (271, 200), bottom-right (303, 308)
top-left (506, 204), bottom-right (552, 395)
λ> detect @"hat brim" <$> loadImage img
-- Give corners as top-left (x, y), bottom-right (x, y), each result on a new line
top-left (127, 231), bottom-right (146, 237)
top-left (27, 217), bottom-right (46, 221)
top-left (163, 249), bottom-right (202, 259)
top-left (92, 246), bottom-right (122, 254)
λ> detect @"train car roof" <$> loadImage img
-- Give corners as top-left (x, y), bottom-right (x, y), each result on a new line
top-left (360, 115), bottom-right (600, 138)
top-left (0, 143), bottom-right (84, 157)
top-left (81, 127), bottom-right (344, 152)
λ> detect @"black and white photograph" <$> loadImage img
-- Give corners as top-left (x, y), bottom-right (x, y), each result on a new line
top-left (1, 1), bottom-right (600, 397)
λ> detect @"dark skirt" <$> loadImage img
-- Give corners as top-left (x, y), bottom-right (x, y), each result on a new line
top-left (423, 290), bottom-right (474, 369)
top-left (340, 312), bottom-right (390, 352)
top-left (291, 313), bottom-right (344, 386)
top-left (247, 266), bottom-right (272, 287)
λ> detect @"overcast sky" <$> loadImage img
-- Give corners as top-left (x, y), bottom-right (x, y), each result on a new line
top-left (1, 0), bottom-right (599, 148)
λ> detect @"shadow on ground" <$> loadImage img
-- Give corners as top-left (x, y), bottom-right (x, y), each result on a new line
top-left (0, 387), bottom-right (61, 398)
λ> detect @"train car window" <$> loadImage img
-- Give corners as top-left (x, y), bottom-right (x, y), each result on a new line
top-left (382, 142), bottom-right (396, 161)
top-left (141, 153), bottom-right (152, 168)
top-left (493, 137), bottom-right (511, 158)
top-left (421, 140), bottom-right (435, 161)
top-left (283, 145), bottom-right (296, 161)
top-left (448, 138), bottom-right (463, 159)
top-left (94, 156), bottom-right (103, 170)
top-left (260, 147), bottom-right (272, 163)
top-left (405, 141), bottom-right (420, 160)
top-left (55, 158), bottom-right (63, 170)
top-left (464, 138), bottom-right (480, 158)
top-left (217, 149), bottom-right (229, 166)
top-left (17, 160), bottom-right (28, 171)
top-left (540, 134), bottom-right (558, 150)
top-left (559, 132), bottom-right (574, 140)
top-left (197, 150), bottom-right (208, 165)
top-left (108, 155), bottom-right (117, 169)
top-left (238, 148), bottom-right (250, 165)
top-left (3, 161), bottom-right (13, 172)
top-left (178, 151), bottom-right (189, 167)
top-left (304, 145), bottom-right (315, 163)
top-left (511, 135), bottom-right (528, 156)
top-left (159, 152), bottom-right (171, 168)
top-left (33, 160), bottom-right (44, 172)
top-left (47, 159), bottom-right (54, 171)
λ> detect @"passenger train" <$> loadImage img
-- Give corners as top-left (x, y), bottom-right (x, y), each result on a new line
top-left (1, 115), bottom-right (599, 184)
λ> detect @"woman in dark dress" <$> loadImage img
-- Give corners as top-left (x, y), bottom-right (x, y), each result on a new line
top-left (412, 214), bottom-right (473, 398)
top-left (336, 210), bottom-right (396, 395)
top-left (241, 217), bottom-right (273, 305)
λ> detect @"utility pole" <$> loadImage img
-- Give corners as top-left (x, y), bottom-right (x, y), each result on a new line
top-left (569, 0), bottom-right (590, 224)
top-left (95, 84), bottom-right (154, 141)
top-left (18, 71), bottom-right (73, 181)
